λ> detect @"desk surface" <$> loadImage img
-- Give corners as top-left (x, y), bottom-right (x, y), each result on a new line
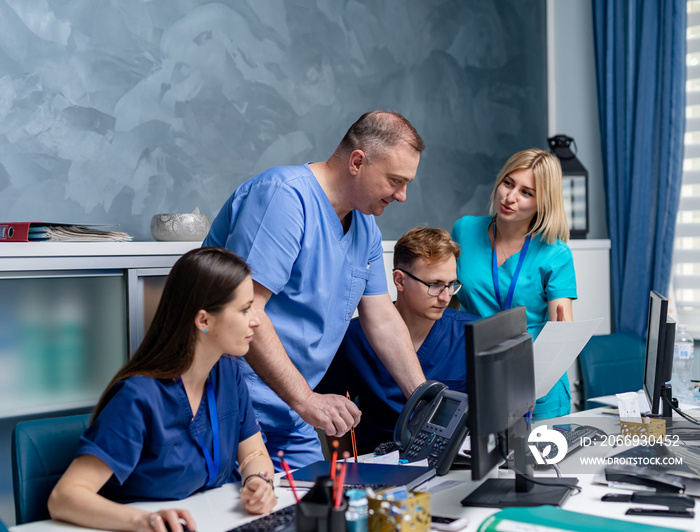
top-left (10, 408), bottom-right (697, 532)
top-left (9, 468), bottom-right (695, 532)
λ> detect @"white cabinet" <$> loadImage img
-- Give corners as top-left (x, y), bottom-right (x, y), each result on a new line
top-left (568, 240), bottom-right (612, 334)
top-left (0, 239), bottom-right (611, 417)
top-left (0, 242), bottom-right (198, 418)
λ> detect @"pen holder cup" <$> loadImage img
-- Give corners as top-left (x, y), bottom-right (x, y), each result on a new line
top-left (367, 489), bottom-right (431, 532)
top-left (295, 476), bottom-right (347, 532)
top-left (620, 418), bottom-right (666, 440)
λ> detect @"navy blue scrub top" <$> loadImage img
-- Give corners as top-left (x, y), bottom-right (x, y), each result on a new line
top-left (316, 308), bottom-right (477, 454)
top-left (77, 356), bottom-right (261, 502)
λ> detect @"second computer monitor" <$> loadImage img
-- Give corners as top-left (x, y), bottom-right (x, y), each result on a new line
top-left (643, 290), bottom-right (676, 416)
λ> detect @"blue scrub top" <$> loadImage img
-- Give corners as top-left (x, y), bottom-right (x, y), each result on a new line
top-left (77, 357), bottom-right (260, 502)
top-left (451, 216), bottom-right (577, 417)
top-left (316, 308), bottom-right (477, 453)
top-left (204, 164), bottom-right (387, 454)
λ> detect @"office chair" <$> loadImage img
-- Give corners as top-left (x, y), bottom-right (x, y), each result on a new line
top-left (577, 332), bottom-right (646, 409)
top-left (11, 413), bottom-right (90, 524)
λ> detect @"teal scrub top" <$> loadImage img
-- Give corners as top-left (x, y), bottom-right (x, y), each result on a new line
top-left (451, 216), bottom-right (577, 418)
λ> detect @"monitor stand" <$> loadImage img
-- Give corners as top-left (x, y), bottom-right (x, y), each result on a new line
top-left (460, 475), bottom-right (579, 508)
top-left (461, 431), bottom-right (579, 508)
top-left (662, 383), bottom-right (675, 419)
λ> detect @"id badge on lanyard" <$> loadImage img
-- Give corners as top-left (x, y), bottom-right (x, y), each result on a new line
top-left (492, 221), bottom-right (531, 311)
top-left (180, 377), bottom-right (221, 488)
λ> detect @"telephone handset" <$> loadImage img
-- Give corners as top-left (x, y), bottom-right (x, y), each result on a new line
top-left (394, 380), bottom-right (469, 476)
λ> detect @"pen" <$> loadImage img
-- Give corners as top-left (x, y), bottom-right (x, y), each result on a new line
top-left (278, 450), bottom-right (300, 503)
top-left (346, 392), bottom-right (358, 462)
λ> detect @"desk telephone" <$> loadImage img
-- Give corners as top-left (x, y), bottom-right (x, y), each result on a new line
top-left (394, 380), bottom-right (469, 475)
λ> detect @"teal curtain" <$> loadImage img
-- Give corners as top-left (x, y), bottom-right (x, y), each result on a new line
top-left (593, 0), bottom-right (686, 338)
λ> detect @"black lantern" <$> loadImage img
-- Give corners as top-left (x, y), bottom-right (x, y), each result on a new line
top-left (548, 134), bottom-right (589, 239)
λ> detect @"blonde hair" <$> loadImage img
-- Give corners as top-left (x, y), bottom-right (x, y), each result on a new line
top-left (393, 227), bottom-right (461, 269)
top-left (488, 148), bottom-right (569, 244)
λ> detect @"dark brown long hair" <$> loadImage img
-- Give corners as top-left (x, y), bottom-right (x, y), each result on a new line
top-left (92, 247), bottom-right (250, 421)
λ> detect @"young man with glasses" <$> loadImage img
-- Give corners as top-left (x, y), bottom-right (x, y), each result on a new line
top-left (316, 227), bottom-right (477, 454)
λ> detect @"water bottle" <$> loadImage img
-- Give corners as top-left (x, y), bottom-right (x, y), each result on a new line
top-left (672, 324), bottom-right (695, 401)
top-left (345, 489), bottom-right (368, 532)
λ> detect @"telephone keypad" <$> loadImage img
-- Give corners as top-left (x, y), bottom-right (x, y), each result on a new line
top-left (405, 430), bottom-right (451, 466)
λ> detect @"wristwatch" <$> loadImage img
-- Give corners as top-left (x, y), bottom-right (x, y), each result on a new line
top-left (242, 471), bottom-right (274, 489)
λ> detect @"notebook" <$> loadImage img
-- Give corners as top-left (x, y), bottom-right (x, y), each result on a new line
top-left (279, 460), bottom-right (436, 490)
top-left (479, 506), bottom-right (684, 532)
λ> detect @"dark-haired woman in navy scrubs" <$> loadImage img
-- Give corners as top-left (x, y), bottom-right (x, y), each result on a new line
top-left (49, 248), bottom-right (276, 532)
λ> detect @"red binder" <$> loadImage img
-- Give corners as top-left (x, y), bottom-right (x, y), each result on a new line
top-left (0, 222), bottom-right (46, 242)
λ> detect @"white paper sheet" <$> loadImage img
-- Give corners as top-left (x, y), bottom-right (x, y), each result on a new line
top-left (360, 449), bottom-right (400, 464)
top-left (533, 317), bottom-right (604, 398)
top-left (588, 390), bottom-right (700, 414)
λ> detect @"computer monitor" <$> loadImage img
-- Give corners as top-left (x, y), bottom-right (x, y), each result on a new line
top-left (461, 306), bottom-right (578, 508)
top-left (643, 290), bottom-right (676, 417)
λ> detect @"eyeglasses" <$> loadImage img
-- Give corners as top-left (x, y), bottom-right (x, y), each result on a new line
top-left (393, 268), bottom-right (463, 297)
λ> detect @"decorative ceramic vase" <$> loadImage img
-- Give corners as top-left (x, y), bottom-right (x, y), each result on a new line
top-left (150, 213), bottom-right (211, 242)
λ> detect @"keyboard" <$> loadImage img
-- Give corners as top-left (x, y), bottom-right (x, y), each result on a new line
top-left (343, 482), bottom-right (386, 492)
top-left (534, 425), bottom-right (604, 457)
top-left (559, 425), bottom-right (604, 452)
top-left (226, 505), bottom-right (295, 532)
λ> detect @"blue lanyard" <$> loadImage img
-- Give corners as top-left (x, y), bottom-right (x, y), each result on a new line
top-left (492, 220), bottom-right (531, 311)
top-left (180, 376), bottom-right (220, 488)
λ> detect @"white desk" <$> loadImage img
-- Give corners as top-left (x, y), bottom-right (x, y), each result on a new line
top-left (9, 408), bottom-right (696, 532)
top-left (9, 466), bottom-right (696, 532)
top-left (8, 481), bottom-right (299, 532)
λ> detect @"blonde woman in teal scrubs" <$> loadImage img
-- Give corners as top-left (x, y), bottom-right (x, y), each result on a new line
top-left (451, 148), bottom-right (576, 418)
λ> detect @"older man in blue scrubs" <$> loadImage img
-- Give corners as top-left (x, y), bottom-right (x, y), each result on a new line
top-left (203, 111), bottom-right (428, 469)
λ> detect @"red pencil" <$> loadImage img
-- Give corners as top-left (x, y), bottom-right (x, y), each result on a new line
top-left (334, 453), bottom-right (349, 508)
top-left (346, 392), bottom-right (358, 462)
top-left (332, 462), bottom-right (342, 504)
top-left (278, 450), bottom-right (300, 503)
top-left (330, 440), bottom-right (339, 479)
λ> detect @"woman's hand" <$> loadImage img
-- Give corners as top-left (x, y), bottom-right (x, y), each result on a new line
top-left (548, 297), bottom-right (573, 322)
top-left (556, 303), bottom-right (565, 322)
top-left (237, 432), bottom-right (276, 514)
top-left (240, 475), bottom-right (277, 514)
top-left (135, 509), bottom-right (196, 532)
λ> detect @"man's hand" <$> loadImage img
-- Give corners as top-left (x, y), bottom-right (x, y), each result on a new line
top-left (295, 392), bottom-right (361, 437)
top-left (556, 303), bottom-right (565, 322)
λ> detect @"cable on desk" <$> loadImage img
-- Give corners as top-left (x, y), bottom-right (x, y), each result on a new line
top-left (662, 395), bottom-right (700, 426)
top-left (551, 462), bottom-right (562, 478)
top-left (499, 449), bottom-right (582, 496)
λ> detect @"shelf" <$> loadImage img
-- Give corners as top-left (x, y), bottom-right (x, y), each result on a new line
top-left (0, 242), bottom-right (201, 272)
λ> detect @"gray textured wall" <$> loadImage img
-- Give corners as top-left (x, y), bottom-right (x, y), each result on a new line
top-left (0, 0), bottom-right (547, 241)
